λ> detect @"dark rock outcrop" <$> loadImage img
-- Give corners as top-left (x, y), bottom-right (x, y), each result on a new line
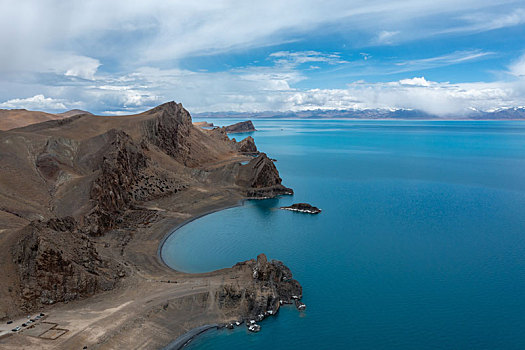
top-left (12, 217), bottom-right (121, 311)
top-left (280, 203), bottom-right (322, 214)
top-left (223, 120), bottom-right (256, 134)
top-left (236, 153), bottom-right (293, 198)
top-left (236, 136), bottom-right (258, 155)
top-left (87, 130), bottom-right (149, 234)
top-left (216, 254), bottom-right (302, 320)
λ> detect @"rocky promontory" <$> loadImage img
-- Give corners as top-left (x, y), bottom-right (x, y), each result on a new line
top-left (223, 120), bottom-right (256, 133)
top-left (236, 153), bottom-right (293, 198)
top-left (217, 254), bottom-right (302, 320)
top-left (280, 203), bottom-right (322, 214)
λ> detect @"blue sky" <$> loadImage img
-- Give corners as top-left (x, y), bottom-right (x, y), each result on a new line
top-left (0, 0), bottom-right (524, 116)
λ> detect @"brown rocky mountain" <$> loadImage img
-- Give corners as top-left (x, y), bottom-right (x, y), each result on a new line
top-left (0, 109), bottom-right (64, 131)
top-left (0, 101), bottom-right (296, 331)
top-left (56, 109), bottom-right (92, 118)
top-left (0, 109), bottom-right (92, 131)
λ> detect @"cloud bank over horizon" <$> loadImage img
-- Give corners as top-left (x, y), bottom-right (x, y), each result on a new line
top-left (1, 0), bottom-right (524, 116)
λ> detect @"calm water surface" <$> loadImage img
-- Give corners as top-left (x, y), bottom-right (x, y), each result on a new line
top-left (162, 119), bottom-right (525, 349)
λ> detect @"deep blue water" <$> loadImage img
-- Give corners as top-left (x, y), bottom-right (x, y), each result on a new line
top-left (162, 119), bottom-right (525, 349)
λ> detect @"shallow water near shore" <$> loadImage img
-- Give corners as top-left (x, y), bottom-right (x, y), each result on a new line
top-left (162, 119), bottom-right (525, 349)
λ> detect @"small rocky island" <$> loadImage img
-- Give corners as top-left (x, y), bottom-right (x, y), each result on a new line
top-left (280, 203), bottom-right (322, 214)
top-left (224, 120), bottom-right (256, 133)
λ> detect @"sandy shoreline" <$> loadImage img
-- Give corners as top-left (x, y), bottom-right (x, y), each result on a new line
top-left (0, 189), bottom-right (266, 349)
top-left (155, 200), bottom-right (245, 349)
top-left (161, 324), bottom-right (218, 350)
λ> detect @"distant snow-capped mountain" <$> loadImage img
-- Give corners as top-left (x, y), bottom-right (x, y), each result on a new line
top-left (196, 107), bottom-right (525, 120)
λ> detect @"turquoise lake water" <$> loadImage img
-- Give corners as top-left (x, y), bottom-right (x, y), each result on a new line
top-left (162, 119), bottom-right (525, 349)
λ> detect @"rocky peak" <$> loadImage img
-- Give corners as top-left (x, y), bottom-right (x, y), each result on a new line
top-left (141, 102), bottom-right (195, 166)
top-left (235, 153), bottom-right (293, 197)
top-left (144, 101), bottom-right (192, 125)
top-left (236, 136), bottom-right (258, 154)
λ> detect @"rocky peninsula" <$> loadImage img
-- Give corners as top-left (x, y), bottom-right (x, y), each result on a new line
top-left (0, 102), bottom-right (300, 349)
top-left (223, 120), bottom-right (256, 133)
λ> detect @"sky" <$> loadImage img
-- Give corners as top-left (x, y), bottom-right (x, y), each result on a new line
top-left (0, 0), bottom-right (524, 116)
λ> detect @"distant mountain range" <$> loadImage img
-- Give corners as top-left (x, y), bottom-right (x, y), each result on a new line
top-left (196, 107), bottom-right (525, 120)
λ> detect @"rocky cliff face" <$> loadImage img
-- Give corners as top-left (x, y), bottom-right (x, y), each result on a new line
top-left (216, 254), bottom-right (302, 320)
top-left (12, 217), bottom-right (122, 311)
top-left (236, 153), bottom-right (293, 197)
top-left (87, 130), bottom-right (148, 233)
top-left (142, 102), bottom-right (194, 166)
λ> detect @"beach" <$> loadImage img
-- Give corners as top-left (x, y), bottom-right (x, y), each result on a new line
top-left (0, 186), bottom-right (264, 349)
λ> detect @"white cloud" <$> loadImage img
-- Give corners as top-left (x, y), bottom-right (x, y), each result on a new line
top-left (2, 53), bottom-right (523, 117)
top-left (399, 77), bottom-right (432, 87)
top-left (196, 77), bottom-right (516, 116)
top-left (1, 70), bottom-right (523, 117)
top-left (445, 8), bottom-right (525, 34)
top-left (103, 66), bottom-right (522, 116)
top-left (0, 1), bottom-right (524, 115)
top-left (508, 53), bottom-right (525, 77)
top-left (256, 78), bottom-right (518, 116)
top-left (394, 50), bottom-right (494, 70)
top-left (64, 56), bottom-right (101, 80)
top-left (0, 0), bottom-right (521, 71)
top-left (0, 94), bottom-right (68, 110)
top-left (269, 51), bottom-right (348, 66)
top-left (375, 30), bottom-right (400, 44)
